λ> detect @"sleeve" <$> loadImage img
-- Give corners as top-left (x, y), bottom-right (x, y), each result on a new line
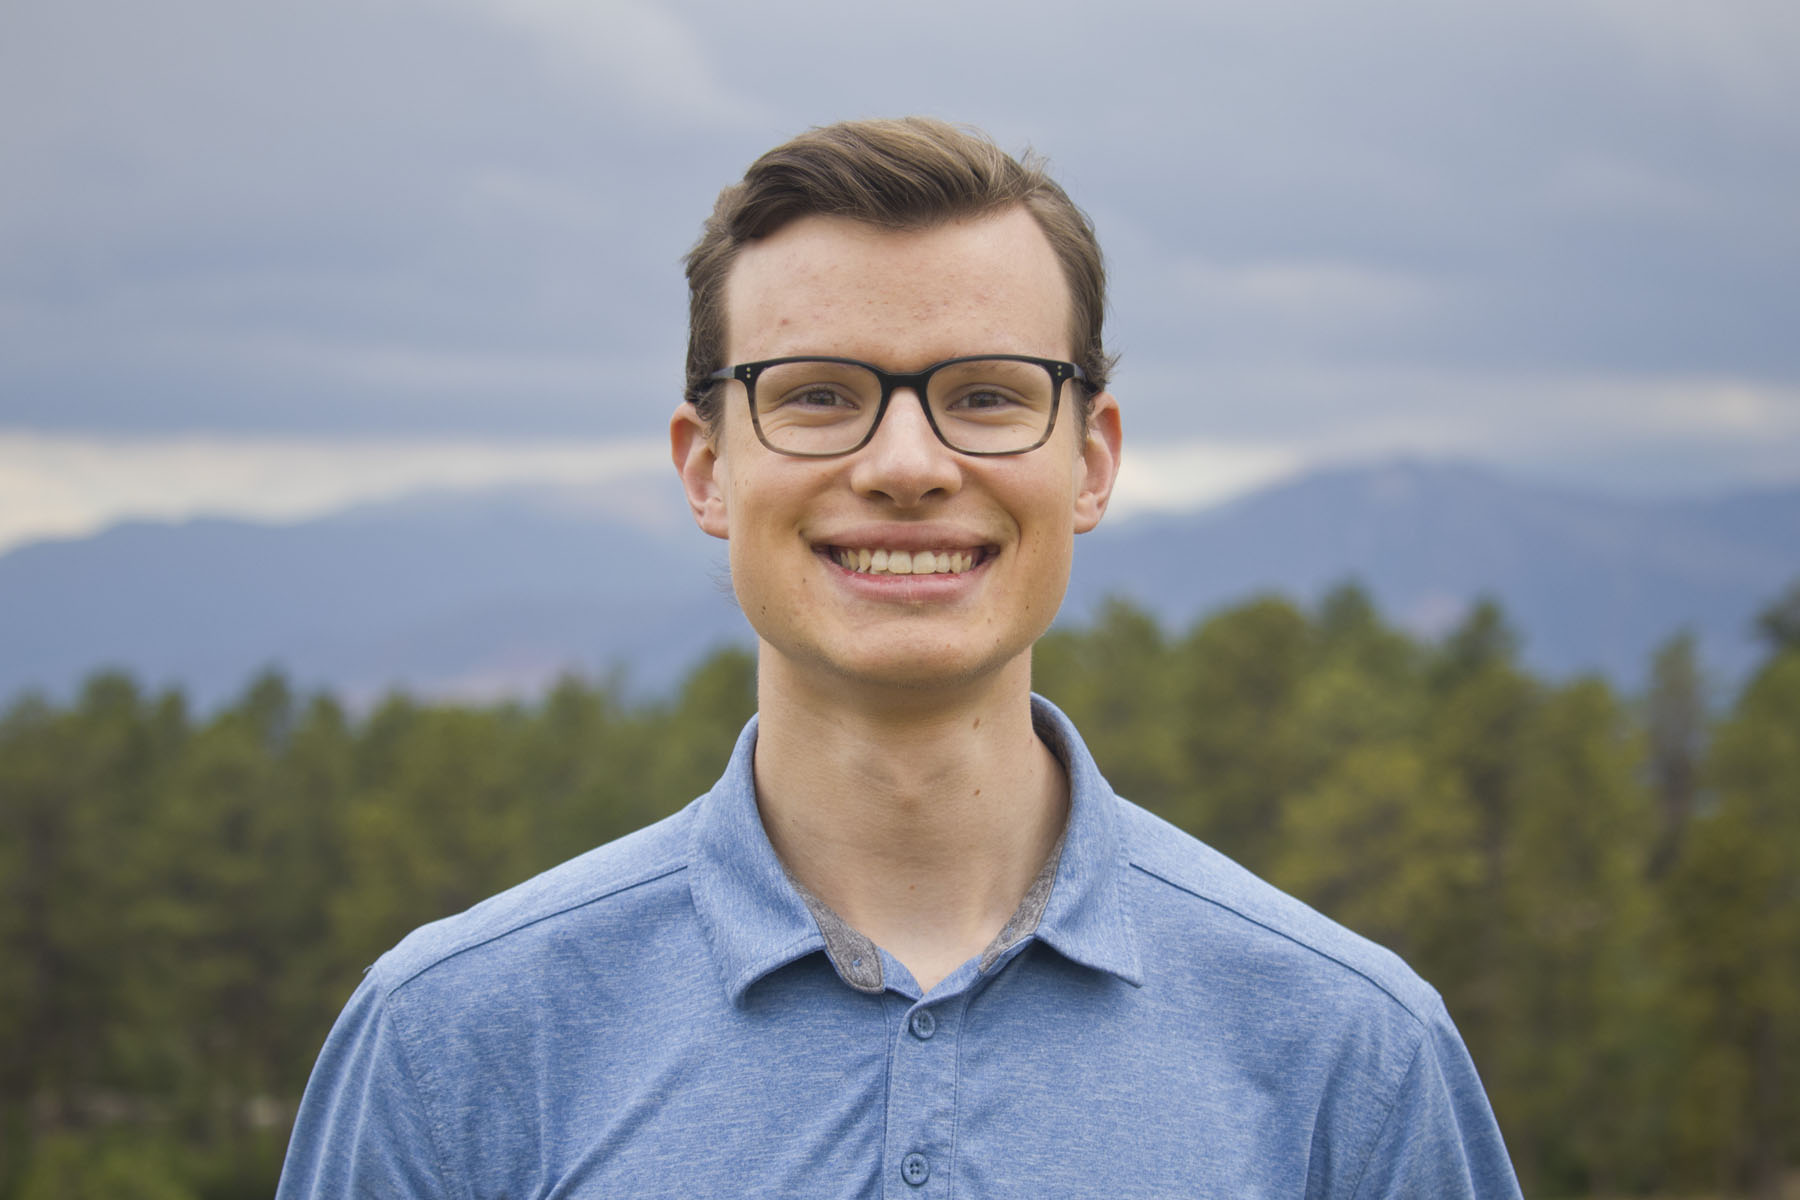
top-left (1350, 1001), bottom-right (1524, 1200)
top-left (276, 970), bottom-right (456, 1200)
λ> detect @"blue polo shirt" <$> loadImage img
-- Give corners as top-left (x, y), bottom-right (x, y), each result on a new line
top-left (278, 697), bottom-right (1521, 1198)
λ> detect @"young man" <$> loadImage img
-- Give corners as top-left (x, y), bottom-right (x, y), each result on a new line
top-left (278, 118), bottom-right (1522, 1197)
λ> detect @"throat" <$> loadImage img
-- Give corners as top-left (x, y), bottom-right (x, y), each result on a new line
top-left (751, 691), bottom-right (1070, 994)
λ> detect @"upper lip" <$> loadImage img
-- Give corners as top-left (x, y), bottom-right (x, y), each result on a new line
top-left (810, 525), bottom-right (997, 553)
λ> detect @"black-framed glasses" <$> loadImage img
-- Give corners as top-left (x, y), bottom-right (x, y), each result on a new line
top-left (704, 355), bottom-right (1089, 458)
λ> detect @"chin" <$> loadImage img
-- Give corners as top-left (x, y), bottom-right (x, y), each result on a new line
top-left (811, 635), bottom-right (1037, 697)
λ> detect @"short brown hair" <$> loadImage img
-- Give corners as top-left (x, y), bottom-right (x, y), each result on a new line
top-left (683, 117), bottom-right (1116, 430)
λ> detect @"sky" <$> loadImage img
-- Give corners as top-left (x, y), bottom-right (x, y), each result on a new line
top-left (3, 0), bottom-right (1797, 555)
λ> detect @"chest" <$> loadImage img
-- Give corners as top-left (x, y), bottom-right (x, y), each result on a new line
top-left (409, 954), bottom-right (1376, 1200)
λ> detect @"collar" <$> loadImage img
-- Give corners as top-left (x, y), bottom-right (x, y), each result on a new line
top-left (688, 695), bottom-right (1144, 1006)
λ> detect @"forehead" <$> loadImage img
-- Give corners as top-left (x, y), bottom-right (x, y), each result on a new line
top-left (721, 206), bottom-right (1073, 366)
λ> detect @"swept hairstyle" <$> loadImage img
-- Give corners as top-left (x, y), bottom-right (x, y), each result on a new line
top-left (683, 117), bottom-right (1116, 433)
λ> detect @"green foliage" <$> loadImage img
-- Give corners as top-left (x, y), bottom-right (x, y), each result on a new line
top-left (1646, 631), bottom-right (1706, 879)
top-left (1, 582), bottom-right (1797, 1198)
top-left (1034, 598), bottom-right (1184, 810)
top-left (1274, 742), bottom-right (1481, 971)
top-left (17, 1132), bottom-right (195, 1200)
top-left (0, 656), bottom-right (756, 1199)
top-left (1665, 646), bottom-right (1800, 1197)
top-left (1755, 581), bottom-right (1800, 654)
top-left (1046, 583), bottom-right (1796, 1197)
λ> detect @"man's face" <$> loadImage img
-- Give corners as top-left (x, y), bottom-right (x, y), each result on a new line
top-left (672, 206), bottom-right (1121, 697)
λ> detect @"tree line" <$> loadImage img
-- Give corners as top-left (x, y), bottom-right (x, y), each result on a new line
top-left (1, 582), bottom-right (1796, 1199)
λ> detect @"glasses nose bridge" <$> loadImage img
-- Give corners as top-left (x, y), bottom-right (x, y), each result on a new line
top-left (871, 365), bottom-right (945, 446)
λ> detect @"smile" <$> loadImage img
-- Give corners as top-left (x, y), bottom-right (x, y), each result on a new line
top-left (828, 547), bottom-right (985, 575)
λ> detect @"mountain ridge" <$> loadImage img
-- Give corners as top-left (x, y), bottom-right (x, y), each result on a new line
top-left (4, 459), bottom-right (1795, 708)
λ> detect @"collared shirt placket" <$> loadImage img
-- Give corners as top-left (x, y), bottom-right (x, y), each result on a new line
top-left (880, 983), bottom-right (967, 1197)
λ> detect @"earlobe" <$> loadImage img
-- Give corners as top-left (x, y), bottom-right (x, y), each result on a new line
top-left (1073, 392), bottom-right (1122, 534)
top-left (671, 404), bottom-right (730, 540)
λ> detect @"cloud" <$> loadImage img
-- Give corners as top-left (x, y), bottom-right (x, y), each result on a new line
top-left (0, 427), bottom-right (1316, 558)
top-left (0, 431), bottom-right (672, 555)
top-left (2, 0), bottom-right (1796, 510)
top-left (1106, 441), bottom-right (1305, 519)
top-left (1577, 0), bottom-right (1800, 112)
top-left (1533, 154), bottom-right (1717, 228)
top-left (1111, 362), bottom-right (1800, 493)
top-left (1171, 257), bottom-right (1446, 343)
top-left (0, 0), bottom-right (733, 435)
top-left (457, 0), bottom-right (774, 128)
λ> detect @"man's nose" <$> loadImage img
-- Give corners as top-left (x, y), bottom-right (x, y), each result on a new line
top-left (848, 388), bottom-right (961, 506)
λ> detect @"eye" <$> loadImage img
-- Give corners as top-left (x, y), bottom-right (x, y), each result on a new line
top-left (786, 385), bottom-right (859, 410)
top-left (759, 380), bottom-right (868, 427)
top-left (953, 388), bottom-right (1016, 410)
top-left (763, 383), bottom-right (863, 415)
top-left (944, 385), bottom-right (1029, 417)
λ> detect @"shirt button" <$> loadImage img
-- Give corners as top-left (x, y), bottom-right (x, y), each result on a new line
top-left (909, 1008), bottom-right (937, 1040)
top-left (901, 1152), bottom-right (931, 1186)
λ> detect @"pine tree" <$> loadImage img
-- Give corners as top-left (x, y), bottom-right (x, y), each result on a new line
top-left (1666, 590), bottom-right (1800, 1198)
top-left (1646, 631), bottom-right (1707, 879)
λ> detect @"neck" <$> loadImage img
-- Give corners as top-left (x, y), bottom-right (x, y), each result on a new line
top-left (752, 652), bottom-right (1068, 993)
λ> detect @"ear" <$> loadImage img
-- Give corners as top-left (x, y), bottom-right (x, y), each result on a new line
top-left (671, 403), bottom-right (730, 539)
top-left (1072, 391), bottom-right (1122, 534)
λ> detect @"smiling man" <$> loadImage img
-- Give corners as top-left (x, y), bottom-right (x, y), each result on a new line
top-left (278, 119), bottom-right (1522, 1198)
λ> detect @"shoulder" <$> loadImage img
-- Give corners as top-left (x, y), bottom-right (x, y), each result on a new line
top-left (366, 802), bottom-right (699, 998)
top-left (1113, 796), bottom-right (1444, 1028)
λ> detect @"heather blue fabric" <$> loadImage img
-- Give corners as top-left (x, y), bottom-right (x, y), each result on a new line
top-left (278, 696), bottom-right (1522, 1199)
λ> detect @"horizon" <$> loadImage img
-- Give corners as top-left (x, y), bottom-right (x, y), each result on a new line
top-left (6, 452), bottom-right (1792, 714)
top-left (9, 443), bottom-right (1800, 562)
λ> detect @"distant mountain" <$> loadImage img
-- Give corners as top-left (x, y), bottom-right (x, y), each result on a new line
top-left (3, 460), bottom-right (1795, 708)
top-left (1070, 459), bottom-right (1799, 693)
top-left (0, 479), bottom-right (742, 709)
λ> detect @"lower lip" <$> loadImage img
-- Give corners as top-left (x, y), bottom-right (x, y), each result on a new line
top-left (820, 550), bottom-right (989, 600)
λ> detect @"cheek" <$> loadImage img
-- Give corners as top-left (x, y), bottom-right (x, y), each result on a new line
top-left (720, 459), bottom-right (817, 545)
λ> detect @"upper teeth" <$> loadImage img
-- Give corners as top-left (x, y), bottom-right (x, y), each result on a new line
top-left (832, 548), bottom-right (978, 575)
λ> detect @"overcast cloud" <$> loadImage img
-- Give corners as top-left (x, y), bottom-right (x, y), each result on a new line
top-left (2, 0), bottom-right (1796, 545)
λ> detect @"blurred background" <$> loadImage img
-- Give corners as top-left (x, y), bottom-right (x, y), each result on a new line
top-left (2, 0), bottom-right (1797, 1196)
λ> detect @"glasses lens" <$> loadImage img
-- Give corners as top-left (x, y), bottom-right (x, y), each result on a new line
top-left (748, 357), bottom-right (1062, 456)
top-left (752, 360), bottom-right (882, 455)
top-left (927, 359), bottom-right (1057, 453)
